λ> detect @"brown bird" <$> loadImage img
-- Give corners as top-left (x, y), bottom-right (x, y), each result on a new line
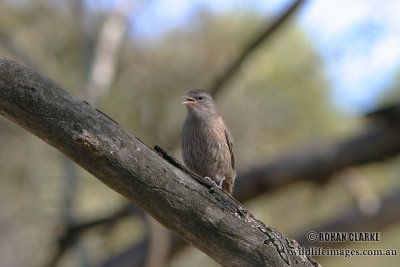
top-left (180, 89), bottom-right (236, 194)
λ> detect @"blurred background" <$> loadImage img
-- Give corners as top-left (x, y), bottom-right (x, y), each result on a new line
top-left (0, 0), bottom-right (399, 266)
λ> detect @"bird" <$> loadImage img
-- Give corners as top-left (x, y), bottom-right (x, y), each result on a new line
top-left (180, 89), bottom-right (236, 194)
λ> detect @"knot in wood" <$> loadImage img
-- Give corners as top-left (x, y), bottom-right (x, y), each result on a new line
top-left (73, 129), bottom-right (102, 156)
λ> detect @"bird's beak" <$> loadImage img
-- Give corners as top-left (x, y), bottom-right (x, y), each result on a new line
top-left (181, 95), bottom-right (196, 105)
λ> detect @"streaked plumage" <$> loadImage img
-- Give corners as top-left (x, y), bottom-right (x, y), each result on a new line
top-left (180, 89), bottom-right (236, 194)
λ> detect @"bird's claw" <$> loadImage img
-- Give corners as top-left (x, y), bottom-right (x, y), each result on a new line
top-left (204, 176), bottom-right (225, 189)
top-left (218, 177), bottom-right (225, 188)
top-left (205, 176), bottom-right (218, 187)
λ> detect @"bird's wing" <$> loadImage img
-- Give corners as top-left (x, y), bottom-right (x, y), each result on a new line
top-left (224, 128), bottom-right (235, 170)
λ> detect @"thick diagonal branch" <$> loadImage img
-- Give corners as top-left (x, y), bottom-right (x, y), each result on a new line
top-left (0, 56), bottom-right (319, 267)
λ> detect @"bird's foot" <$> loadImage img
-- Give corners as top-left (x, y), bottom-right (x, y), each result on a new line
top-left (205, 176), bottom-right (218, 187)
top-left (217, 177), bottom-right (225, 189)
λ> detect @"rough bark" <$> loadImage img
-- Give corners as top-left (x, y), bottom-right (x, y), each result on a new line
top-left (0, 56), bottom-right (319, 267)
top-left (52, 104), bottom-right (400, 266)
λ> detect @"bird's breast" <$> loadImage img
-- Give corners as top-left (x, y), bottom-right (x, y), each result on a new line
top-left (181, 119), bottom-right (230, 177)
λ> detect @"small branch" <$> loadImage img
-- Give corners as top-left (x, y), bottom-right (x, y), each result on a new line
top-left (46, 204), bottom-right (139, 267)
top-left (209, 0), bottom-right (307, 97)
top-left (0, 56), bottom-right (319, 266)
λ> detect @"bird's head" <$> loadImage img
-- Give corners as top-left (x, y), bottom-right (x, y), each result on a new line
top-left (182, 89), bottom-right (217, 119)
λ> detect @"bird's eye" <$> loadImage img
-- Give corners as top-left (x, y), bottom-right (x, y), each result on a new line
top-left (197, 96), bottom-right (204, 100)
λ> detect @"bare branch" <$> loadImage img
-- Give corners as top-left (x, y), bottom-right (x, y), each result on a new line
top-left (0, 56), bottom-right (319, 267)
top-left (45, 205), bottom-right (140, 267)
top-left (209, 0), bottom-right (307, 97)
top-left (62, 103), bottom-right (400, 265)
top-left (234, 121), bottom-right (400, 201)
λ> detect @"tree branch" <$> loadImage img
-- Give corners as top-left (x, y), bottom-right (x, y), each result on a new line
top-left (45, 204), bottom-right (142, 267)
top-left (55, 103), bottom-right (400, 265)
top-left (209, 0), bottom-right (307, 97)
top-left (234, 120), bottom-right (400, 201)
top-left (0, 56), bottom-right (319, 266)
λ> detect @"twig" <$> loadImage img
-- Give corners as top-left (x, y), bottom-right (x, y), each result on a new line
top-left (209, 0), bottom-right (307, 97)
